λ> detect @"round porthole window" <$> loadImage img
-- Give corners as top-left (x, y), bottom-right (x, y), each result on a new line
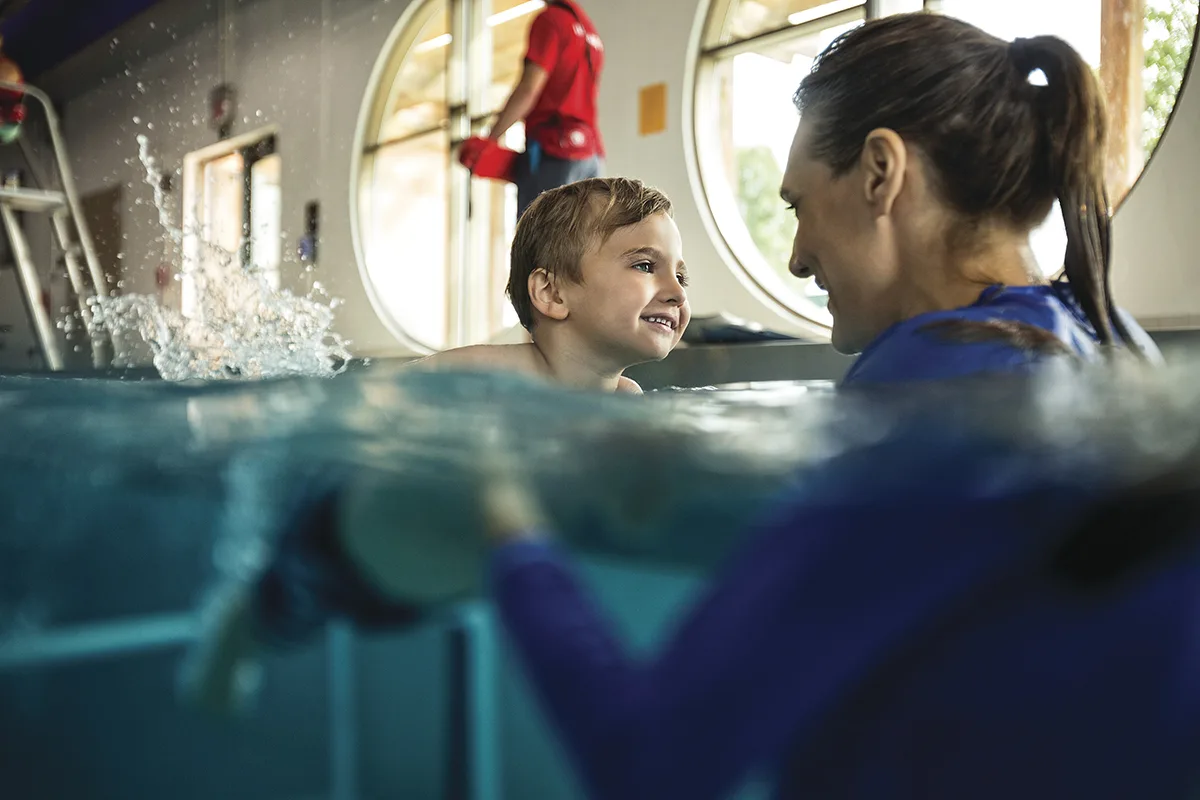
top-left (353, 0), bottom-right (542, 351)
top-left (692, 0), bottom-right (1198, 328)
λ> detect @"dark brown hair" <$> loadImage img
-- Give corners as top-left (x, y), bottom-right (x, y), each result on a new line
top-left (794, 12), bottom-right (1139, 354)
top-left (508, 177), bottom-right (673, 331)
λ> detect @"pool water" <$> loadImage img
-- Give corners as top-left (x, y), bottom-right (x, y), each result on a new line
top-left (0, 357), bottom-right (1196, 798)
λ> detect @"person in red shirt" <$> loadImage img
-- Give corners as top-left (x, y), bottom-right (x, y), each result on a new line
top-left (460, 0), bottom-right (605, 217)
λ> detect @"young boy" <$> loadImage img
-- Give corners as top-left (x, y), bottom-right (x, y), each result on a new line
top-left (412, 176), bottom-right (690, 393)
top-left (183, 176), bottom-right (690, 710)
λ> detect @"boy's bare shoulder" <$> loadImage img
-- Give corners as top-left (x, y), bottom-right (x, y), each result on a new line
top-left (411, 344), bottom-right (547, 377)
top-left (412, 344), bottom-right (643, 395)
top-left (616, 375), bottom-right (643, 395)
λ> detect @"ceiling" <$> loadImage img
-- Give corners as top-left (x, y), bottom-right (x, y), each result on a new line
top-left (0, 0), bottom-right (167, 80)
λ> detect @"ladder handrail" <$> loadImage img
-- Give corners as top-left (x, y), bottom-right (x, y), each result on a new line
top-left (0, 79), bottom-right (109, 301)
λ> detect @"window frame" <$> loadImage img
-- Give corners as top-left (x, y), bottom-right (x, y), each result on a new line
top-left (691, 1), bottom-right (875, 337)
top-left (180, 126), bottom-right (282, 321)
top-left (352, 0), bottom-right (537, 354)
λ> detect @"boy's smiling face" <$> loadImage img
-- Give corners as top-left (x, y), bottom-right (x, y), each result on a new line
top-left (557, 211), bottom-right (691, 366)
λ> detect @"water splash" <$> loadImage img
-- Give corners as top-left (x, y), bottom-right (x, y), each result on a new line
top-left (137, 133), bottom-right (176, 238)
top-left (85, 135), bottom-right (352, 381)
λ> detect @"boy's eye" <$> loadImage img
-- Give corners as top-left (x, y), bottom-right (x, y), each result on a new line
top-left (632, 261), bottom-right (653, 273)
top-left (677, 273), bottom-right (689, 288)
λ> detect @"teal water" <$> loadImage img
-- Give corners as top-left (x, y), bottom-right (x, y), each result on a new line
top-left (0, 358), bottom-right (1197, 798)
top-left (0, 357), bottom-right (1196, 635)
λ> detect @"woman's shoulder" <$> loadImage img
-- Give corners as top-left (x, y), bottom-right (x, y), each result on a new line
top-left (842, 285), bottom-right (1083, 386)
top-left (843, 284), bottom-right (1159, 387)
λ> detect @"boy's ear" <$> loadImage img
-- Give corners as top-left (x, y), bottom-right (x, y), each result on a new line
top-left (528, 268), bottom-right (569, 323)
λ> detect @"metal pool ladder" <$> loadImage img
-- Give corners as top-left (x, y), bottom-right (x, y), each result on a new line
top-left (0, 79), bottom-right (110, 370)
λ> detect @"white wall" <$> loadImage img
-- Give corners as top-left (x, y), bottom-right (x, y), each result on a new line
top-left (27, 0), bottom-right (1200, 365)
top-left (1111, 45), bottom-right (1200, 328)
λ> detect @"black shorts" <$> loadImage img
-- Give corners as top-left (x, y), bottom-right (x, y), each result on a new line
top-left (250, 473), bottom-right (423, 648)
top-left (513, 150), bottom-right (603, 219)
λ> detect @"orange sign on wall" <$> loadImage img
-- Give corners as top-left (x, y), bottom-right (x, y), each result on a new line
top-left (639, 83), bottom-right (668, 136)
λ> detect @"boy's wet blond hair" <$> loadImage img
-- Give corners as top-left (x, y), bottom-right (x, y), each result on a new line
top-left (507, 177), bottom-right (673, 331)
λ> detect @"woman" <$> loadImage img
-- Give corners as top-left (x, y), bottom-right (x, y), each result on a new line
top-left (774, 14), bottom-right (1160, 384)
top-left (484, 13), bottom-right (1197, 799)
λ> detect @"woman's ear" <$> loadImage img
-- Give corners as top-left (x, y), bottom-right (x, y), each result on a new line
top-left (860, 127), bottom-right (908, 217)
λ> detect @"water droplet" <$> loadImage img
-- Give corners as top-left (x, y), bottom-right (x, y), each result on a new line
top-left (132, 115), bottom-right (141, 124)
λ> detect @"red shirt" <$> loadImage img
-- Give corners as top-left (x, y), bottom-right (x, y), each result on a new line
top-left (523, 0), bottom-right (605, 160)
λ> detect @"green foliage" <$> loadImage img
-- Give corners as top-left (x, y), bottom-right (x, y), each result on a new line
top-left (735, 145), bottom-right (796, 287)
top-left (734, 145), bottom-right (830, 306)
top-left (734, 145), bottom-right (829, 306)
top-left (1144, 0), bottom-right (1199, 156)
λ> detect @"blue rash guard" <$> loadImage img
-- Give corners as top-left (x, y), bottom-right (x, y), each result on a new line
top-left (489, 283), bottom-right (1197, 798)
top-left (841, 281), bottom-right (1161, 386)
top-left (490, 430), bottom-right (1200, 799)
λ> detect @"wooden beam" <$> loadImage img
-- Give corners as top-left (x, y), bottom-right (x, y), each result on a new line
top-left (1100, 0), bottom-right (1145, 202)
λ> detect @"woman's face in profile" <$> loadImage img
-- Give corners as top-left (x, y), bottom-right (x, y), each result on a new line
top-left (779, 120), bottom-right (906, 354)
